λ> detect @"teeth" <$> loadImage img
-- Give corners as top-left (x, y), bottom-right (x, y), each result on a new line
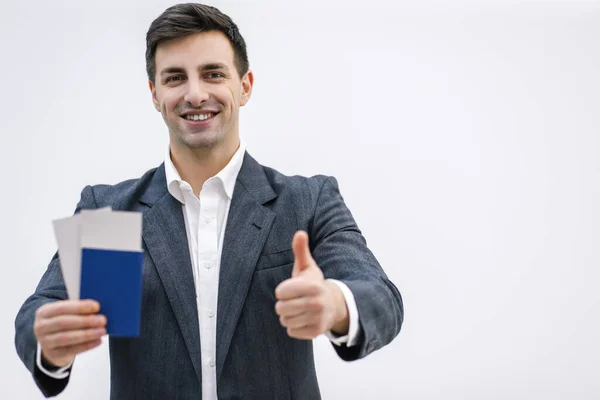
top-left (185, 113), bottom-right (213, 121)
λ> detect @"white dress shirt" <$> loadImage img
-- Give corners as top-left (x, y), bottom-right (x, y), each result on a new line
top-left (38, 139), bottom-right (360, 398)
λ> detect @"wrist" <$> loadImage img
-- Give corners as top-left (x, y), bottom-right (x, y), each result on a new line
top-left (41, 349), bottom-right (71, 370)
top-left (325, 280), bottom-right (349, 335)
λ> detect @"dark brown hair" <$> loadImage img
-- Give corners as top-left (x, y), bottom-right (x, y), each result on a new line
top-left (145, 3), bottom-right (249, 82)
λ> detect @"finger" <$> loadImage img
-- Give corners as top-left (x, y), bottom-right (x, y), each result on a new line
top-left (275, 278), bottom-right (321, 301)
top-left (36, 314), bottom-right (107, 336)
top-left (42, 328), bottom-right (106, 350)
top-left (275, 297), bottom-right (324, 317)
top-left (292, 231), bottom-right (314, 276)
top-left (36, 300), bottom-right (101, 319)
top-left (280, 312), bottom-right (319, 329)
top-left (275, 297), bottom-right (310, 317)
top-left (49, 338), bottom-right (103, 360)
top-left (286, 326), bottom-right (320, 340)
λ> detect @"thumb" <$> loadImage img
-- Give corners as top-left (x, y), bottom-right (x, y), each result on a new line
top-left (292, 231), bottom-right (314, 277)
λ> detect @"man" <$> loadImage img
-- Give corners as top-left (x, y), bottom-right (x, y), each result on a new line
top-left (15, 3), bottom-right (404, 399)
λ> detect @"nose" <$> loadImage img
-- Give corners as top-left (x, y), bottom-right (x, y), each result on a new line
top-left (183, 78), bottom-right (209, 107)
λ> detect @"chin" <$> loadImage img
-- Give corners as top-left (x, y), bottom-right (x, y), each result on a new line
top-left (180, 131), bottom-right (224, 149)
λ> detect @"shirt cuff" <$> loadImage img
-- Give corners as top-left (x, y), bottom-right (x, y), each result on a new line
top-left (36, 342), bottom-right (72, 379)
top-left (324, 279), bottom-right (360, 347)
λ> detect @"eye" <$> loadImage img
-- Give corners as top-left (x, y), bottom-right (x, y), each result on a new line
top-left (165, 75), bottom-right (184, 83)
top-left (206, 72), bottom-right (225, 80)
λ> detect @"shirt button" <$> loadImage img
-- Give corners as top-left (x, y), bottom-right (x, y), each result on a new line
top-left (208, 310), bottom-right (215, 317)
top-left (204, 261), bottom-right (213, 269)
top-left (209, 358), bottom-right (215, 367)
top-left (204, 216), bottom-right (212, 224)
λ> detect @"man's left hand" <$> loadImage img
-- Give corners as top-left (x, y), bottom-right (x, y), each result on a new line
top-left (274, 231), bottom-right (349, 340)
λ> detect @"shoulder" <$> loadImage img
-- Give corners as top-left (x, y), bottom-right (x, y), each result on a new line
top-left (254, 161), bottom-right (346, 221)
top-left (77, 166), bottom-right (163, 211)
top-left (261, 164), bottom-right (338, 200)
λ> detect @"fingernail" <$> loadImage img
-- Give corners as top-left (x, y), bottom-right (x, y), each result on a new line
top-left (95, 328), bottom-right (106, 336)
top-left (96, 316), bottom-right (106, 324)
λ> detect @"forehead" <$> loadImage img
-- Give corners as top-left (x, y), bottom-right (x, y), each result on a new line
top-left (154, 30), bottom-right (235, 69)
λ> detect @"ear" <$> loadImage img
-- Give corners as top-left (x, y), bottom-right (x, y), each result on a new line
top-left (240, 69), bottom-right (254, 107)
top-left (149, 80), bottom-right (160, 112)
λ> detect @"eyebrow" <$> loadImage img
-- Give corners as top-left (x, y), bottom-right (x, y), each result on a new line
top-left (160, 63), bottom-right (230, 75)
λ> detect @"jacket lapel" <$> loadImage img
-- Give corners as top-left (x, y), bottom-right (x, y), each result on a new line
top-left (139, 165), bottom-right (202, 385)
top-left (137, 154), bottom-right (278, 386)
top-left (216, 153), bottom-right (277, 381)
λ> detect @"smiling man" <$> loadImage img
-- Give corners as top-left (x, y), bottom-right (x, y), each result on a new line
top-left (15, 3), bottom-right (404, 399)
top-left (150, 29), bottom-right (253, 195)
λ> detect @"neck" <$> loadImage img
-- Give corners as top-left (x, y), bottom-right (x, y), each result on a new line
top-left (170, 135), bottom-right (240, 196)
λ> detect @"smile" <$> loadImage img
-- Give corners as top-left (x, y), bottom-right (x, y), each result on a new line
top-left (183, 112), bottom-right (215, 121)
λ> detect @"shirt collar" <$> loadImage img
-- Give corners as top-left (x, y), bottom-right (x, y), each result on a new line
top-left (164, 139), bottom-right (247, 204)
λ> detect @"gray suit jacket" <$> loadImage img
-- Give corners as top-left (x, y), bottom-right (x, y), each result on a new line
top-left (15, 152), bottom-right (404, 399)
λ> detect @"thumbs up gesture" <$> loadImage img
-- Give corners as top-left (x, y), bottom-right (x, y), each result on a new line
top-left (274, 231), bottom-right (349, 340)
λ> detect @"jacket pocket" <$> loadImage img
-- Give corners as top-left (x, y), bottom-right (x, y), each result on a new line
top-left (255, 248), bottom-right (294, 271)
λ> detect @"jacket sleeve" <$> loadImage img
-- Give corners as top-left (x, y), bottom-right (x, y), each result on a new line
top-left (309, 176), bottom-right (404, 361)
top-left (14, 185), bottom-right (98, 397)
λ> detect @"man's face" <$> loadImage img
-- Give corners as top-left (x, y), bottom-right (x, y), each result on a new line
top-left (150, 31), bottom-right (253, 152)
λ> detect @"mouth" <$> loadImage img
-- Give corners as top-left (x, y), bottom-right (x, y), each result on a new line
top-left (180, 111), bottom-right (219, 125)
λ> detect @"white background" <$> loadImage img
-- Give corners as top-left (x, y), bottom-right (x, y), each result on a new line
top-left (1, 0), bottom-right (599, 398)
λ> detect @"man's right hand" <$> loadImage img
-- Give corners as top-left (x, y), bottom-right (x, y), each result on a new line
top-left (34, 300), bottom-right (107, 368)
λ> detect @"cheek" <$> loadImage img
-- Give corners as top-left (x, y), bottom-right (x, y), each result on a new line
top-left (213, 84), bottom-right (237, 110)
top-left (159, 90), bottom-right (182, 116)
top-left (163, 99), bottom-right (176, 115)
top-left (224, 88), bottom-right (240, 110)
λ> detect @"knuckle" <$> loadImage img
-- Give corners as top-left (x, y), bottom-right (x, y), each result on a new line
top-left (56, 317), bottom-right (69, 330)
top-left (307, 282), bottom-right (319, 294)
top-left (314, 282), bottom-right (326, 294)
top-left (35, 306), bottom-right (45, 320)
top-left (56, 332), bottom-right (72, 347)
top-left (33, 321), bottom-right (43, 335)
top-left (309, 299), bottom-right (324, 312)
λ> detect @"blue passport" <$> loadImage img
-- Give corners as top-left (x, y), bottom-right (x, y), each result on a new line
top-left (80, 248), bottom-right (144, 337)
